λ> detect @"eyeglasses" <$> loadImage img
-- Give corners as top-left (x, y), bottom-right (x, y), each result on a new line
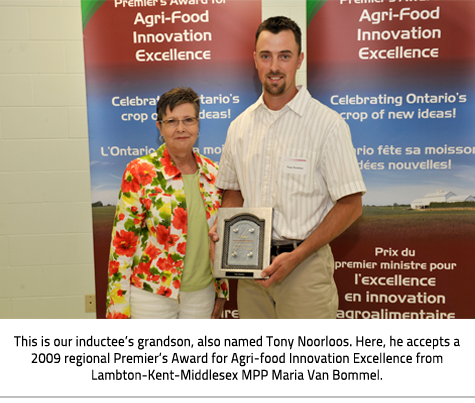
top-left (159, 117), bottom-right (199, 127)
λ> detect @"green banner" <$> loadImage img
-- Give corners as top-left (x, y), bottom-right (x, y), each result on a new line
top-left (81, 0), bottom-right (107, 30)
top-left (306, 0), bottom-right (328, 28)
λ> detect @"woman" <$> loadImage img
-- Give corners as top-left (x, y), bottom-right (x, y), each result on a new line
top-left (106, 87), bottom-right (228, 319)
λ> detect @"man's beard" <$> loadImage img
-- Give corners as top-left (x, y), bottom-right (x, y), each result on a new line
top-left (264, 73), bottom-right (285, 96)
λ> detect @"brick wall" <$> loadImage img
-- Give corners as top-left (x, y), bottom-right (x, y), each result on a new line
top-left (0, 0), bottom-right (95, 318)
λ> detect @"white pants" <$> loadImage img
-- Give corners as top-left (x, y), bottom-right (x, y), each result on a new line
top-left (130, 282), bottom-right (215, 319)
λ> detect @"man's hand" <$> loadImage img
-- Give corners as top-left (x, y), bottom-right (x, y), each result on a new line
top-left (255, 192), bottom-right (363, 288)
top-left (211, 298), bottom-right (225, 319)
top-left (256, 251), bottom-right (300, 288)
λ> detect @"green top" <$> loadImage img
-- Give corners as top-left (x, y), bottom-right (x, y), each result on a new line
top-left (180, 170), bottom-right (213, 292)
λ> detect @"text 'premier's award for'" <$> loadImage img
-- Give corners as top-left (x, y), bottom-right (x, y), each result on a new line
top-left (213, 207), bottom-right (272, 279)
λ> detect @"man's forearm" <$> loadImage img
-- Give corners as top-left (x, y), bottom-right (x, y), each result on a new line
top-left (292, 192), bottom-right (363, 265)
top-left (258, 192), bottom-right (363, 287)
top-left (221, 189), bottom-right (244, 208)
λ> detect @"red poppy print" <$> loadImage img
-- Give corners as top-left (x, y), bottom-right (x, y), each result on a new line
top-left (106, 144), bottom-right (225, 318)
top-left (131, 275), bottom-right (143, 288)
top-left (106, 312), bottom-right (129, 319)
top-left (202, 156), bottom-right (214, 165)
top-left (157, 286), bottom-right (172, 298)
top-left (136, 162), bottom-right (157, 185)
top-left (161, 148), bottom-right (180, 177)
top-left (208, 173), bottom-right (216, 185)
top-left (134, 212), bottom-right (146, 225)
top-left (156, 224), bottom-right (179, 251)
top-left (194, 153), bottom-right (202, 165)
top-left (172, 207), bottom-right (187, 233)
top-left (109, 260), bottom-right (119, 276)
top-left (157, 255), bottom-right (181, 274)
top-left (176, 242), bottom-right (186, 255)
top-left (135, 261), bottom-right (151, 277)
top-left (144, 243), bottom-right (160, 260)
top-left (141, 197), bottom-right (152, 211)
top-left (121, 163), bottom-right (141, 194)
top-left (149, 187), bottom-right (161, 197)
top-left (112, 230), bottom-right (138, 257)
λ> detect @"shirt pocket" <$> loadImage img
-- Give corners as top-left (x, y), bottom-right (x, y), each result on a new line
top-left (278, 148), bottom-right (318, 196)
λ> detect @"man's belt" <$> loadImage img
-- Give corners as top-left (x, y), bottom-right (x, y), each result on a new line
top-left (271, 241), bottom-right (303, 256)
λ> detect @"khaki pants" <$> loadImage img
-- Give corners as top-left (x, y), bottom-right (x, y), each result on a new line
top-left (237, 244), bottom-right (338, 319)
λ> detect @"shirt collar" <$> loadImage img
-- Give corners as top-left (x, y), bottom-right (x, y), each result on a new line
top-left (158, 144), bottom-right (214, 182)
top-left (251, 85), bottom-right (309, 117)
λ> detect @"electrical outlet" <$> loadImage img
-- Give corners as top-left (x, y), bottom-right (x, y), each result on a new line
top-left (85, 295), bottom-right (96, 313)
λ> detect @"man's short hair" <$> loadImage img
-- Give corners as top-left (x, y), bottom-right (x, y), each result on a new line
top-left (255, 16), bottom-right (302, 55)
top-left (156, 87), bottom-right (200, 122)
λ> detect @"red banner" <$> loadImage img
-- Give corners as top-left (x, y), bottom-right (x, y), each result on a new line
top-left (82, 0), bottom-right (262, 318)
top-left (307, 0), bottom-right (475, 319)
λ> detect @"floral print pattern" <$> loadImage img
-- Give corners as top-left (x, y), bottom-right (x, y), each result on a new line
top-left (106, 144), bottom-right (227, 319)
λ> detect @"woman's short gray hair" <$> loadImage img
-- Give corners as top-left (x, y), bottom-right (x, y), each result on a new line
top-left (156, 87), bottom-right (200, 122)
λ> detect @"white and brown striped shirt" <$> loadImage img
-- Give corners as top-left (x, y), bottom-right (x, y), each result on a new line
top-left (216, 87), bottom-right (366, 242)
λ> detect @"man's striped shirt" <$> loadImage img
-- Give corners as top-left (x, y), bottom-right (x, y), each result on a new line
top-left (216, 87), bottom-right (366, 242)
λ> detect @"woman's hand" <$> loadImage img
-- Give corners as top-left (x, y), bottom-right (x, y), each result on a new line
top-left (208, 222), bottom-right (219, 264)
top-left (211, 298), bottom-right (226, 319)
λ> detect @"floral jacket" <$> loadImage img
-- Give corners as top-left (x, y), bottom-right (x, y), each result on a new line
top-left (106, 144), bottom-right (227, 319)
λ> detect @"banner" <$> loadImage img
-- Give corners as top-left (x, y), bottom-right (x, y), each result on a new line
top-left (82, 0), bottom-right (262, 318)
top-left (307, 0), bottom-right (475, 318)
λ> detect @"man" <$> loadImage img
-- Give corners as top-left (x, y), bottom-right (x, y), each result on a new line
top-left (212, 16), bottom-right (366, 319)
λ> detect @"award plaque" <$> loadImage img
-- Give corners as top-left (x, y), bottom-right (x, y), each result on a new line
top-left (213, 207), bottom-right (272, 279)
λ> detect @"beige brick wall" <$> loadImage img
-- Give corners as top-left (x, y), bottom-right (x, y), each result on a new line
top-left (0, 0), bottom-right (95, 318)
top-left (262, 0), bottom-right (307, 88)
